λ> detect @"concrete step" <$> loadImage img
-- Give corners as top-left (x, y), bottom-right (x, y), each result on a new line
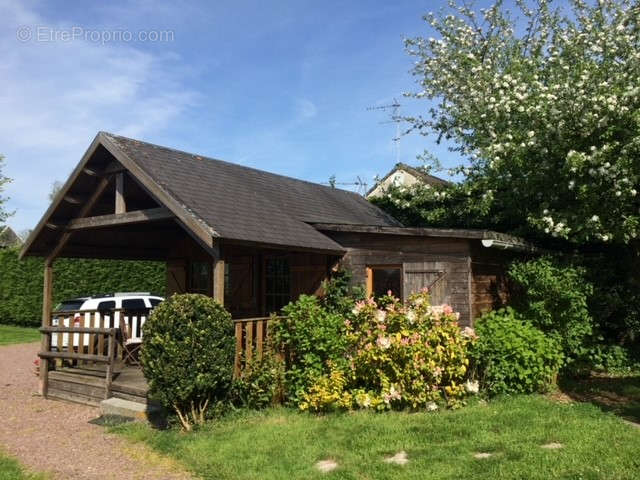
top-left (100, 397), bottom-right (162, 423)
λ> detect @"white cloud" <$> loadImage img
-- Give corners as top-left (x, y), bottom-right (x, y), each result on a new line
top-left (294, 98), bottom-right (317, 119)
top-left (0, 0), bottom-right (199, 230)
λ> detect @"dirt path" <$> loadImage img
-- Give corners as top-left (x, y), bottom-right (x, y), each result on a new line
top-left (0, 342), bottom-right (193, 480)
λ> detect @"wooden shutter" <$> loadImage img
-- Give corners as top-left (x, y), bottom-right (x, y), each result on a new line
top-left (166, 260), bottom-right (186, 296)
top-left (291, 265), bottom-right (327, 300)
top-left (227, 256), bottom-right (258, 317)
top-left (403, 264), bottom-right (448, 305)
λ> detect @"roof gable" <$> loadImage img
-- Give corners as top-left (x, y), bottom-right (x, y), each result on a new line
top-left (367, 162), bottom-right (450, 198)
top-left (22, 132), bottom-right (401, 257)
top-left (101, 133), bottom-right (399, 251)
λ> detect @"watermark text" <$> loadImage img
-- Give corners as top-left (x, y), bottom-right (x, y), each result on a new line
top-left (17, 25), bottom-right (174, 44)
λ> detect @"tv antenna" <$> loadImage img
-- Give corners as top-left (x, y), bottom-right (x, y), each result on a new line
top-left (323, 175), bottom-right (369, 196)
top-left (367, 98), bottom-right (402, 163)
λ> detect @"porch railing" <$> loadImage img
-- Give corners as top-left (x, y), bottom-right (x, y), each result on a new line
top-left (40, 311), bottom-right (283, 399)
top-left (39, 308), bottom-right (151, 399)
top-left (39, 325), bottom-right (118, 398)
top-left (233, 316), bottom-right (283, 377)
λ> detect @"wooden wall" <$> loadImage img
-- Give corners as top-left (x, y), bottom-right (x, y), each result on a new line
top-left (469, 244), bottom-right (517, 320)
top-left (165, 236), bottom-right (332, 318)
top-left (162, 230), bottom-right (518, 325)
top-left (325, 232), bottom-right (475, 325)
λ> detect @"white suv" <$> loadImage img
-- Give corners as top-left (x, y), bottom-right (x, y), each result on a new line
top-left (52, 292), bottom-right (163, 348)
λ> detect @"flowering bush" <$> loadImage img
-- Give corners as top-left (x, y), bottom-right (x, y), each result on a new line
top-left (300, 291), bottom-right (476, 412)
top-left (390, 0), bottom-right (640, 246)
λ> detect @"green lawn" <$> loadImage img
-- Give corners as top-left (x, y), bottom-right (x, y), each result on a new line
top-left (560, 373), bottom-right (640, 424)
top-left (0, 325), bottom-right (40, 346)
top-left (114, 395), bottom-right (640, 480)
top-left (0, 451), bottom-right (44, 480)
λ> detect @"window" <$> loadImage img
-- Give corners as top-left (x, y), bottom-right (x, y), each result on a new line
top-left (149, 299), bottom-right (162, 308)
top-left (367, 266), bottom-right (402, 299)
top-left (55, 299), bottom-right (85, 311)
top-left (97, 300), bottom-right (116, 311)
top-left (122, 299), bottom-right (146, 310)
top-left (189, 261), bottom-right (211, 295)
top-left (265, 257), bottom-right (290, 314)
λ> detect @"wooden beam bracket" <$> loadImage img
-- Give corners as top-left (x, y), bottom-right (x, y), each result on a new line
top-left (65, 207), bottom-right (174, 231)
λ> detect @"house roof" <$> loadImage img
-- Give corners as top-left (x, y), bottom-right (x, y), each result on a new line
top-left (367, 162), bottom-right (450, 196)
top-left (0, 226), bottom-right (20, 247)
top-left (21, 132), bottom-right (402, 258)
top-left (312, 224), bottom-right (540, 253)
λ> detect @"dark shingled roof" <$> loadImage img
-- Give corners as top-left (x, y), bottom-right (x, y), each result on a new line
top-left (102, 133), bottom-right (401, 252)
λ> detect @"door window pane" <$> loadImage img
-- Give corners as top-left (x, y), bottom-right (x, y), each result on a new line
top-left (189, 261), bottom-right (211, 295)
top-left (371, 267), bottom-right (402, 299)
top-left (265, 258), bottom-right (290, 314)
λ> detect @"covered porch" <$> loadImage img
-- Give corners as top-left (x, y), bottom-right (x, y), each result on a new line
top-left (20, 133), bottom-right (347, 404)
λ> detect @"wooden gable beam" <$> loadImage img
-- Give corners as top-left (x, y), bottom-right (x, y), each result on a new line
top-left (115, 172), bottom-right (126, 214)
top-left (65, 207), bottom-right (173, 231)
top-left (47, 176), bottom-right (111, 262)
top-left (99, 132), bottom-right (216, 255)
top-left (62, 195), bottom-right (82, 205)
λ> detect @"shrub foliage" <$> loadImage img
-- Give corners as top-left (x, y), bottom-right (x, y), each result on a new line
top-left (272, 295), bottom-right (349, 405)
top-left (0, 247), bottom-right (165, 326)
top-left (230, 352), bottom-right (285, 410)
top-left (140, 294), bottom-right (234, 430)
top-left (508, 256), bottom-right (593, 363)
top-left (471, 308), bottom-right (563, 396)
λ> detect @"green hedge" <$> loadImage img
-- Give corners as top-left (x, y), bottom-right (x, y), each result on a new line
top-left (0, 247), bottom-right (166, 327)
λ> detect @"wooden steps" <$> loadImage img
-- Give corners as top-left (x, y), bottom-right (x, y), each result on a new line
top-left (47, 366), bottom-right (149, 407)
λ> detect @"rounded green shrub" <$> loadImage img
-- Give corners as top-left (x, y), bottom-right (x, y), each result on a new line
top-left (471, 308), bottom-right (563, 396)
top-left (140, 294), bottom-right (234, 430)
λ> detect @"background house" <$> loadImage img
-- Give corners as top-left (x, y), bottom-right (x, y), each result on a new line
top-left (0, 226), bottom-right (20, 248)
top-left (366, 162), bottom-right (450, 199)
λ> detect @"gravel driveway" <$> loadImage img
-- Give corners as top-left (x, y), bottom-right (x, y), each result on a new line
top-left (0, 342), bottom-right (192, 479)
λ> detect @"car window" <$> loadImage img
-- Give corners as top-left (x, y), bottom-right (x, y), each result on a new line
top-left (55, 300), bottom-right (84, 311)
top-left (150, 299), bottom-right (162, 307)
top-left (97, 301), bottom-right (116, 311)
top-left (122, 299), bottom-right (147, 310)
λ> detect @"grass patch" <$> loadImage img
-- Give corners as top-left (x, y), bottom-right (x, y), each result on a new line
top-left (113, 395), bottom-right (640, 479)
top-left (0, 450), bottom-right (45, 480)
top-left (0, 324), bottom-right (40, 346)
top-left (560, 373), bottom-right (640, 424)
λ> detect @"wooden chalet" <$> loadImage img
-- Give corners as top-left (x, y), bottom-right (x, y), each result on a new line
top-left (21, 132), bottom-right (535, 406)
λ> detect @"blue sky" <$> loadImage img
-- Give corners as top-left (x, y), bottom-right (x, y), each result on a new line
top-left (1, 0), bottom-right (479, 232)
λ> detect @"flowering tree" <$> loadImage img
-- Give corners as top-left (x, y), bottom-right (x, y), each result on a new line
top-left (393, 0), bottom-right (640, 246)
top-left (0, 155), bottom-right (12, 225)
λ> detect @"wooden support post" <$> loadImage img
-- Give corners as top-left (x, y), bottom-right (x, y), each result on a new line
top-left (115, 172), bottom-right (126, 214)
top-left (365, 267), bottom-right (373, 298)
top-left (105, 330), bottom-right (115, 399)
top-left (39, 261), bottom-right (53, 397)
top-left (233, 322), bottom-right (243, 378)
top-left (212, 246), bottom-right (225, 305)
